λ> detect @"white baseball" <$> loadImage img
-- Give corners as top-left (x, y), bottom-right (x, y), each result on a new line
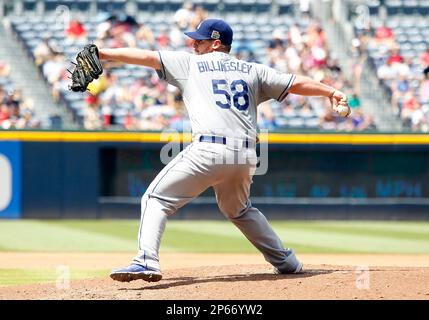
top-left (335, 105), bottom-right (350, 117)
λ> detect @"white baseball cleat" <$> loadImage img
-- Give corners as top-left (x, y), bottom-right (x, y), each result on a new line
top-left (273, 249), bottom-right (304, 274)
top-left (110, 263), bottom-right (162, 282)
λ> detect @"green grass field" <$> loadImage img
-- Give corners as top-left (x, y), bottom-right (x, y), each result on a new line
top-left (1, 220), bottom-right (428, 286)
top-left (0, 219), bottom-right (428, 254)
top-left (0, 269), bottom-right (109, 286)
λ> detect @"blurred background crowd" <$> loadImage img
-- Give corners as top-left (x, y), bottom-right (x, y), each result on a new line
top-left (352, 8), bottom-right (429, 131)
top-left (0, 60), bottom-right (40, 129)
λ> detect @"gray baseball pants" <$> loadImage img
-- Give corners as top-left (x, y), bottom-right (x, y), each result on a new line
top-left (132, 140), bottom-right (294, 272)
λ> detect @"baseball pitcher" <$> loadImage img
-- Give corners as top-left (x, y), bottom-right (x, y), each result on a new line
top-left (94, 19), bottom-right (350, 282)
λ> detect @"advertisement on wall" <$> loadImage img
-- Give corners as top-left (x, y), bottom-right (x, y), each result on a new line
top-left (0, 142), bottom-right (21, 219)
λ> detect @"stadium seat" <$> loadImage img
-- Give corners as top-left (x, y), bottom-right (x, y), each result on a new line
top-left (402, 0), bottom-right (419, 14)
top-left (23, 0), bottom-right (37, 11)
top-left (287, 117), bottom-right (305, 128)
top-left (367, 0), bottom-right (381, 15)
top-left (97, 0), bottom-right (126, 12)
top-left (222, 0), bottom-right (242, 12)
top-left (304, 116), bottom-right (320, 129)
top-left (193, 0), bottom-right (219, 12)
top-left (385, 0), bottom-right (403, 15)
top-left (278, 0), bottom-right (293, 15)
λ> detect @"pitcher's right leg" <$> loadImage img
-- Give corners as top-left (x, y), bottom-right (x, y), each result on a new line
top-left (214, 163), bottom-right (303, 274)
top-left (228, 205), bottom-right (303, 274)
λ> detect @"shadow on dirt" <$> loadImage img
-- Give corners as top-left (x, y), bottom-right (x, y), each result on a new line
top-left (119, 268), bottom-right (336, 291)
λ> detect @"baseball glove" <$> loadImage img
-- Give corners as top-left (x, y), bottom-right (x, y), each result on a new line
top-left (68, 44), bottom-right (103, 92)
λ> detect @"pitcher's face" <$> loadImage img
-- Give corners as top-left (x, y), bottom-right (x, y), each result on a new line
top-left (192, 39), bottom-right (216, 55)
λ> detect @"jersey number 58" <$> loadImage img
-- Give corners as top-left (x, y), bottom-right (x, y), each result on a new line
top-left (212, 79), bottom-right (249, 111)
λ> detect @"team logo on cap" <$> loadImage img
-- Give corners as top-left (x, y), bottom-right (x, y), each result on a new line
top-left (211, 30), bottom-right (220, 40)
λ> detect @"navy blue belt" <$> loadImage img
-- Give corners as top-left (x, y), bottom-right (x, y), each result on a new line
top-left (199, 135), bottom-right (254, 148)
top-left (199, 135), bottom-right (226, 144)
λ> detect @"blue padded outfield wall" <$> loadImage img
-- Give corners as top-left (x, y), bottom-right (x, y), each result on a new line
top-left (1, 131), bottom-right (429, 220)
top-left (0, 142), bottom-right (22, 219)
top-left (21, 142), bottom-right (99, 218)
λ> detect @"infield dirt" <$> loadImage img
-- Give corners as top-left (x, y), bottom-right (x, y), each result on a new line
top-left (1, 253), bottom-right (428, 300)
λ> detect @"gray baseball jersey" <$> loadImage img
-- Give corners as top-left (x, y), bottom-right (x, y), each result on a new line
top-left (132, 51), bottom-right (302, 275)
top-left (156, 51), bottom-right (296, 140)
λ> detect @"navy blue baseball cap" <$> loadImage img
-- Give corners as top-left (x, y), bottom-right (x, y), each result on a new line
top-left (184, 19), bottom-right (233, 46)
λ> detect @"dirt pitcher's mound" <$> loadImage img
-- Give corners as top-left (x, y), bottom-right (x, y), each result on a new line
top-left (2, 264), bottom-right (429, 300)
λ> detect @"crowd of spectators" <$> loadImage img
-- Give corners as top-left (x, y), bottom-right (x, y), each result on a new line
top-left (354, 19), bottom-right (429, 132)
top-left (31, 3), bottom-right (375, 132)
top-left (0, 61), bottom-right (40, 129)
top-left (261, 19), bottom-right (376, 132)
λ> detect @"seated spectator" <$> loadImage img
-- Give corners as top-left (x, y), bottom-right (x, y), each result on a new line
top-left (0, 61), bottom-right (11, 77)
top-left (298, 0), bottom-right (311, 17)
top-left (33, 38), bottom-right (59, 67)
top-left (1, 101), bottom-right (19, 129)
top-left (258, 101), bottom-right (277, 130)
top-left (83, 95), bottom-right (102, 130)
top-left (124, 111), bottom-right (137, 130)
top-left (267, 30), bottom-right (287, 71)
top-left (65, 18), bottom-right (87, 41)
top-left (400, 91), bottom-right (421, 127)
top-left (391, 75), bottom-right (410, 114)
top-left (136, 23), bottom-right (155, 48)
top-left (298, 103), bottom-right (314, 119)
top-left (15, 108), bottom-right (40, 129)
top-left (374, 23), bottom-right (395, 49)
top-left (268, 29), bottom-right (286, 50)
top-left (110, 22), bottom-right (137, 48)
top-left (378, 56), bottom-right (410, 82)
top-left (410, 106), bottom-right (429, 132)
top-left (307, 23), bottom-right (327, 49)
top-left (0, 84), bottom-right (39, 129)
top-left (156, 29), bottom-right (170, 49)
top-left (420, 68), bottom-right (429, 103)
top-left (319, 107), bottom-right (338, 130)
top-left (43, 54), bottom-right (65, 84)
top-left (174, 2), bottom-right (195, 30)
top-left (0, 103), bottom-right (9, 123)
top-left (139, 113), bottom-right (168, 131)
top-left (288, 23), bottom-right (303, 49)
top-left (387, 47), bottom-right (404, 66)
top-left (96, 17), bottom-right (111, 40)
top-left (309, 45), bottom-right (327, 69)
top-left (350, 108), bottom-right (374, 131)
top-left (284, 43), bottom-right (302, 73)
top-left (364, 114), bottom-right (377, 131)
top-left (101, 103), bottom-right (113, 128)
top-left (421, 47), bottom-right (429, 68)
top-left (168, 89), bottom-right (190, 132)
top-left (170, 22), bottom-right (187, 48)
top-left (282, 101), bottom-right (297, 117)
top-left (234, 37), bottom-right (256, 61)
top-left (0, 87), bottom-right (6, 104)
top-left (190, 6), bottom-right (208, 30)
top-left (258, 111), bottom-right (277, 130)
top-left (347, 91), bottom-right (361, 110)
top-left (327, 58), bottom-right (342, 74)
top-left (377, 59), bottom-right (396, 80)
top-left (301, 43), bottom-right (314, 72)
top-left (169, 102), bottom-right (191, 131)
